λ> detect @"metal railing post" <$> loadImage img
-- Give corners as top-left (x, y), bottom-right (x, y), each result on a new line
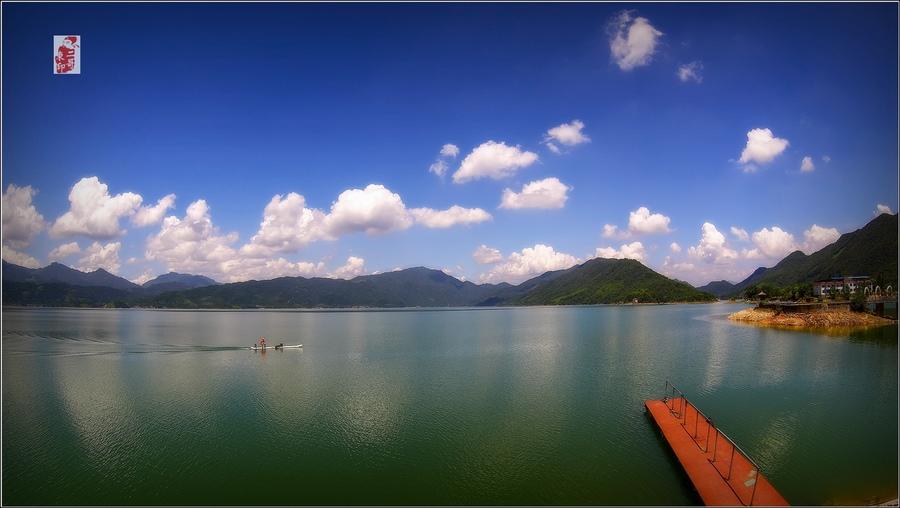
top-left (704, 418), bottom-right (711, 452)
top-left (711, 429), bottom-right (719, 463)
top-left (694, 408), bottom-right (699, 438)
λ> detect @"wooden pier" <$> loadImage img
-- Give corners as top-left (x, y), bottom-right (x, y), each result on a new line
top-left (645, 382), bottom-right (789, 506)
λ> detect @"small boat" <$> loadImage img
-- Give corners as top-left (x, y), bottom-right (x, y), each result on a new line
top-left (249, 344), bottom-right (302, 350)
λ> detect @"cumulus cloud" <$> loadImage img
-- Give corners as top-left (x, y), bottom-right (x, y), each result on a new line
top-left (480, 244), bottom-right (579, 284)
top-left (50, 177), bottom-right (143, 239)
top-left (800, 156), bottom-right (815, 173)
top-left (2, 184), bottom-right (46, 250)
top-left (410, 205), bottom-right (492, 228)
top-left (1, 246), bottom-right (41, 268)
top-left (473, 244), bottom-right (503, 265)
top-left (677, 61), bottom-right (703, 83)
top-left (131, 271), bottom-right (155, 285)
top-left (730, 226), bottom-right (749, 242)
top-left (628, 206), bottom-right (671, 234)
top-left (78, 241), bottom-right (122, 273)
top-left (688, 223), bottom-right (738, 263)
top-left (594, 241), bottom-right (646, 262)
top-left (240, 192), bottom-right (329, 258)
top-left (221, 257), bottom-right (327, 282)
top-left (500, 177), bottom-right (571, 210)
top-left (802, 224), bottom-right (839, 253)
top-left (440, 144), bottom-right (460, 158)
top-left (145, 199), bottom-right (240, 279)
top-left (875, 204), bottom-right (893, 215)
top-left (323, 184), bottom-right (414, 236)
top-left (133, 194), bottom-right (176, 226)
top-left (331, 256), bottom-right (366, 279)
top-left (48, 242), bottom-right (81, 262)
top-left (745, 226), bottom-right (797, 259)
top-left (544, 120), bottom-right (590, 151)
top-left (608, 10), bottom-right (663, 71)
top-left (670, 242), bottom-right (682, 253)
top-left (602, 224), bottom-right (623, 239)
top-left (428, 160), bottom-right (448, 178)
top-left (452, 141), bottom-right (539, 183)
top-left (738, 128), bottom-right (789, 168)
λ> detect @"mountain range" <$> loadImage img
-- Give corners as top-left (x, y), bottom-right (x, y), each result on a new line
top-left (2, 213), bottom-right (894, 308)
top-left (2, 257), bottom-right (714, 309)
top-left (697, 213), bottom-right (897, 297)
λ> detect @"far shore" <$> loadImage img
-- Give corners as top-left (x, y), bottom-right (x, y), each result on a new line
top-left (729, 306), bottom-right (895, 329)
top-left (1, 300), bottom-right (719, 312)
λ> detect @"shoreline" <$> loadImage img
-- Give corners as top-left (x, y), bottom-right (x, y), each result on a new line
top-left (728, 306), bottom-right (895, 329)
top-left (1, 301), bottom-right (718, 312)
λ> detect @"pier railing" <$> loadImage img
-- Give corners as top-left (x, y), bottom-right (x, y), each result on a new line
top-left (663, 380), bottom-right (765, 506)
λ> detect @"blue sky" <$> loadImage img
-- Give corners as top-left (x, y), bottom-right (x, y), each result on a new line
top-left (2, 2), bottom-right (897, 286)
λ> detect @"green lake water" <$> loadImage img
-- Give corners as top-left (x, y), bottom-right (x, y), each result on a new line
top-left (2, 304), bottom-right (897, 505)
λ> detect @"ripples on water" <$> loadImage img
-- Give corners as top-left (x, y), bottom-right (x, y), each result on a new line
top-left (2, 305), bottom-right (896, 505)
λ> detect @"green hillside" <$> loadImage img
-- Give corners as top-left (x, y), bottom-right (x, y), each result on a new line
top-left (733, 213), bottom-right (898, 295)
top-left (515, 257), bottom-right (716, 305)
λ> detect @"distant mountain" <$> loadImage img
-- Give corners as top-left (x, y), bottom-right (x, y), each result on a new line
top-left (730, 213), bottom-right (898, 295)
top-left (2, 280), bottom-right (133, 307)
top-left (696, 280), bottom-right (738, 298)
top-left (514, 258), bottom-right (716, 305)
top-left (141, 272), bottom-right (218, 295)
top-left (2, 261), bottom-right (139, 291)
top-left (0, 259), bottom-right (719, 309)
top-left (145, 267), bottom-right (513, 309)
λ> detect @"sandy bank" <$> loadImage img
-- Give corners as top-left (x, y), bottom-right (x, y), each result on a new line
top-left (729, 307), bottom-right (894, 328)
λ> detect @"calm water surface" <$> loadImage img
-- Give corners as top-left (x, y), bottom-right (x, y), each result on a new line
top-left (2, 304), bottom-right (897, 505)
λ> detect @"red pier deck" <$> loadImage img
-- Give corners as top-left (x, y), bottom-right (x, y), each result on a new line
top-left (645, 388), bottom-right (789, 506)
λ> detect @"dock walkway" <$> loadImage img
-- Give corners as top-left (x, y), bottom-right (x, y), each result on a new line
top-left (645, 383), bottom-right (789, 506)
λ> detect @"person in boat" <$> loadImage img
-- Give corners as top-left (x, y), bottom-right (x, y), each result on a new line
top-left (257, 336), bottom-right (266, 349)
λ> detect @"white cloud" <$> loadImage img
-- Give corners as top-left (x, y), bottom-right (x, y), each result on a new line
top-left (473, 245), bottom-right (503, 265)
top-left (730, 226), bottom-right (749, 242)
top-left (323, 184), bottom-right (414, 236)
top-left (78, 241), bottom-right (122, 274)
top-left (428, 159), bottom-right (448, 177)
top-left (440, 143), bottom-right (460, 158)
top-left (145, 199), bottom-right (240, 279)
top-left (1, 246), bottom-right (41, 268)
top-left (594, 241), bottom-right (646, 262)
top-left (802, 224), bottom-right (839, 253)
top-left (746, 226), bottom-right (797, 259)
top-left (688, 223), bottom-right (738, 263)
top-left (677, 61), bottom-right (703, 83)
top-left (628, 206), bottom-right (671, 234)
top-left (2, 184), bottom-right (45, 249)
top-left (800, 156), bottom-right (815, 173)
top-left (410, 205), bottom-right (492, 228)
top-left (608, 10), bottom-right (663, 71)
top-left (133, 193), bottom-right (176, 226)
top-left (500, 177), bottom-right (571, 210)
top-left (221, 257), bottom-right (327, 282)
top-left (480, 244), bottom-right (579, 284)
top-left (738, 128), bottom-right (789, 166)
top-left (452, 141), bottom-right (539, 183)
top-left (876, 203), bottom-right (893, 215)
top-left (132, 271), bottom-right (155, 285)
top-left (822, 155), bottom-right (832, 163)
top-left (331, 256), bottom-right (366, 279)
top-left (602, 224), bottom-right (622, 239)
top-left (670, 242), bottom-right (682, 253)
top-left (544, 120), bottom-right (590, 149)
top-left (48, 242), bottom-right (81, 262)
top-left (546, 142), bottom-right (561, 154)
top-left (50, 177), bottom-right (143, 239)
top-left (240, 192), bottom-right (329, 258)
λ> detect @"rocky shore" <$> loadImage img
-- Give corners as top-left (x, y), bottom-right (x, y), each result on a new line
top-left (729, 307), bottom-right (895, 328)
